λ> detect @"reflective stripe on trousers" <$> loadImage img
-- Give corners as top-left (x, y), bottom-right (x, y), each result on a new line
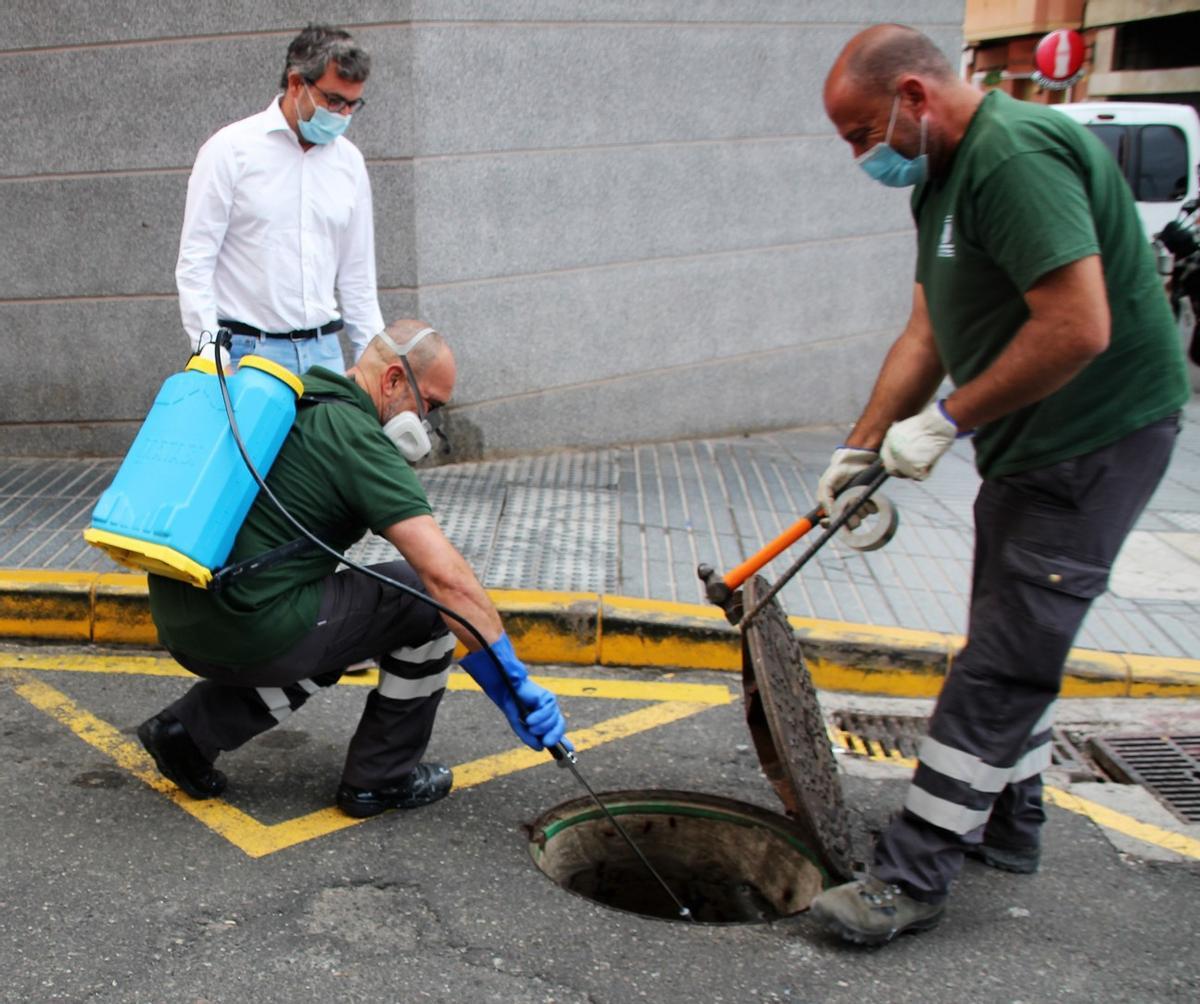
top-left (904, 700), bottom-right (1055, 834)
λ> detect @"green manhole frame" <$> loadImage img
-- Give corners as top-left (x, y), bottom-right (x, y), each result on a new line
top-left (527, 789), bottom-right (834, 924)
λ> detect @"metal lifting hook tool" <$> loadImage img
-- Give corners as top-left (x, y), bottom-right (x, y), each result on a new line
top-left (698, 463), bottom-right (895, 627)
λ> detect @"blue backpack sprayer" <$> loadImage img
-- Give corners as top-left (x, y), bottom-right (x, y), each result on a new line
top-left (84, 329), bottom-right (694, 919)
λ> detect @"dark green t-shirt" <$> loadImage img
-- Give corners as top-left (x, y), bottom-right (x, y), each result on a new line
top-left (148, 367), bottom-right (432, 665)
top-left (914, 90), bottom-right (1188, 478)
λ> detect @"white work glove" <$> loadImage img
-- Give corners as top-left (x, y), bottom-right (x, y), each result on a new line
top-left (881, 400), bottom-right (959, 480)
top-left (817, 446), bottom-right (878, 521)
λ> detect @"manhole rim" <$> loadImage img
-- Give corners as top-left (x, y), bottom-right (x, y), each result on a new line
top-left (526, 788), bottom-right (834, 925)
top-left (531, 792), bottom-right (828, 880)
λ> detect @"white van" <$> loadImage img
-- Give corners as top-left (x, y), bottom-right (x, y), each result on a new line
top-left (1051, 101), bottom-right (1200, 241)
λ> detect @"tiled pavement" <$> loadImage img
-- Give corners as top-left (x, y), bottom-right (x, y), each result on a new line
top-left (2, 398), bottom-right (1199, 659)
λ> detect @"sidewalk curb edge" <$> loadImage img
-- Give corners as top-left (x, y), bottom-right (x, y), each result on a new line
top-left (2, 571), bottom-right (1196, 698)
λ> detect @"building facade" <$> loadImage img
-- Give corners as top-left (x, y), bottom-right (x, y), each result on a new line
top-left (964, 0), bottom-right (1200, 113)
top-left (0, 2), bottom-right (964, 461)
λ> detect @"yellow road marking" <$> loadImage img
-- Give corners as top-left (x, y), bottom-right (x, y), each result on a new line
top-left (11, 645), bottom-right (1194, 864)
top-left (832, 731), bottom-right (1200, 862)
top-left (1043, 786), bottom-right (1200, 859)
top-left (0, 650), bottom-right (731, 705)
top-left (1, 663), bottom-right (730, 858)
top-left (0, 651), bottom-right (192, 678)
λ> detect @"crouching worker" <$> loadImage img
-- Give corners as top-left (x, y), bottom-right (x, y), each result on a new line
top-left (137, 319), bottom-right (571, 817)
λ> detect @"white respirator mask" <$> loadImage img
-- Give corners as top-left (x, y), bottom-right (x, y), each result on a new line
top-left (382, 410), bottom-right (433, 462)
top-left (378, 326), bottom-right (438, 463)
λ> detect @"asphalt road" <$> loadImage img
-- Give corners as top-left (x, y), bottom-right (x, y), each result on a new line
top-left (1, 642), bottom-right (1198, 1003)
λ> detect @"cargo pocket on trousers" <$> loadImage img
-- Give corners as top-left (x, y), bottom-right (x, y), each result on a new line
top-left (1002, 539), bottom-right (1110, 632)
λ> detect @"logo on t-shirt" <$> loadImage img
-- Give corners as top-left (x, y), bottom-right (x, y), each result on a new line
top-left (937, 215), bottom-right (955, 259)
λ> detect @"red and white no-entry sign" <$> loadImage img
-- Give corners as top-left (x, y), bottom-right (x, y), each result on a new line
top-left (1033, 29), bottom-right (1086, 89)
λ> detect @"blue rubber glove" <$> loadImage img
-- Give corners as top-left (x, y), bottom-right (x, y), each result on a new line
top-left (460, 633), bottom-right (572, 752)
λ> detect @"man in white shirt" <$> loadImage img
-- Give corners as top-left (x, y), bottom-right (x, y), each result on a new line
top-left (175, 24), bottom-right (385, 373)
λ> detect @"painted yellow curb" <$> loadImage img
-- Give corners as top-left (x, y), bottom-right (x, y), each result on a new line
top-left (1, 570), bottom-right (1198, 697)
top-left (0, 570), bottom-right (93, 642)
top-left (488, 588), bottom-right (599, 665)
top-left (599, 595), bottom-right (741, 672)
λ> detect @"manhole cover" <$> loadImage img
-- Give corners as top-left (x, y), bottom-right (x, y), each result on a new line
top-left (1087, 734), bottom-right (1200, 823)
top-left (527, 790), bottom-right (827, 924)
top-left (741, 576), bottom-right (854, 882)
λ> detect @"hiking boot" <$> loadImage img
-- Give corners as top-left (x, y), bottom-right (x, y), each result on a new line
top-left (810, 876), bottom-right (945, 946)
top-left (137, 712), bottom-right (227, 799)
top-left (969, 842), bottom-right (1040, 874)
top-left (336, 763), bottom-right (454, 818)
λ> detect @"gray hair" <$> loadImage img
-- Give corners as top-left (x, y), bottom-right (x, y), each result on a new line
top-left (280, 24), bottom-right (370, 88)
top-left (372, 326), bottom-right (446, 375)
top-left (845, 24), bottom-right (955, 93)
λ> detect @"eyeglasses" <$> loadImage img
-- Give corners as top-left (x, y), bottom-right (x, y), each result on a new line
top-left (400, 355), bottom-right (449, 454)
top-left (400, 355), bottom-right (446, 425)
top-left (305, 80), bottom-right (366, 114)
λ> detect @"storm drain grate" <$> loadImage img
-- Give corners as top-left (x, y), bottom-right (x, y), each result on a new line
top-left (1086, 734), bottom-right (1200, 824)
top-left (829, 712), bottom-right (926, 761)
top-left (831, 711), bottom-right (1097, 778)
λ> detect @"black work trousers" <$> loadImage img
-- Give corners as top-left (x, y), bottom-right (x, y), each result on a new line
top-left (873, 415), bottom-right (1180, 902)
top-left (162, 561), bottom-right (456, 790)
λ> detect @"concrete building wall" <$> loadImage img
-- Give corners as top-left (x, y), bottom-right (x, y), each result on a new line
top-left (0, 1), bottom-right (964, 459)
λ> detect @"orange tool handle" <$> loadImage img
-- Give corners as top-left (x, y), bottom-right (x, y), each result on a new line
top-left (722, 506), bottom-right (822, 591)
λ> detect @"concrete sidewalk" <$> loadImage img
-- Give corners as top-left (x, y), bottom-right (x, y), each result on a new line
top-left (2, 398), bottom-right (1198, 694)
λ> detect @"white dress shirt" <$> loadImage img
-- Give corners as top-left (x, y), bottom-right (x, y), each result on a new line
top-left (175, 97), bottom-right (384, 360)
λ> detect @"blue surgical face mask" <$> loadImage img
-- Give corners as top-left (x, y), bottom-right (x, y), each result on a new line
top-left (856, 95), bottom-right (928, 188)
top-left (298, 84), bottom-right (352, 145)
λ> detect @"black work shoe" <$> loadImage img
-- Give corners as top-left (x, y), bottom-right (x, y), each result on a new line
top-left (968, 842), bottom-right (1040, 874)
top-left (810, 876), bottom-right (945, 946)
top-left (336, 763), bottom-right (454, 818)
top-left (136, 713), bottom-right (227, 799)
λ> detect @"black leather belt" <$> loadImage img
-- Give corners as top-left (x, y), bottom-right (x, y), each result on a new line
top-left (218, 318), bottom-right (345, 341)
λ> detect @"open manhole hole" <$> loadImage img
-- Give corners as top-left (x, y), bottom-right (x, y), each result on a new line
top-left (527, 790), bottom-right (828, 924)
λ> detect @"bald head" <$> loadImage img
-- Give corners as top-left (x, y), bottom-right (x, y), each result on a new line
top-left (824, 24), bottom-right (979, 175)
top-left (826, 24), bottom-right (955, 102)
top-left (370, 318), bottom-right (450, 376)
top-left (352, 318), bottom-right (456, 425)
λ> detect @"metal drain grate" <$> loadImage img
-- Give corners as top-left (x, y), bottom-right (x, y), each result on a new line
top-left (831, 712), bottom-right (1097, 779)
top-left (1087, 734), bottom-right (1200, 824)
top-left (829, 712), bottom-right (926, 760)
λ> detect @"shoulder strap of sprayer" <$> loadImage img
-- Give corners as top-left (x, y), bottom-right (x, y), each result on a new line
top-left (207, 392), bottom-right (349, 593)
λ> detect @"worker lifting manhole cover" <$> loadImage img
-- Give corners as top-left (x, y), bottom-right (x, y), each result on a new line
top-left (527, 790), bottom-right (827, 924)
